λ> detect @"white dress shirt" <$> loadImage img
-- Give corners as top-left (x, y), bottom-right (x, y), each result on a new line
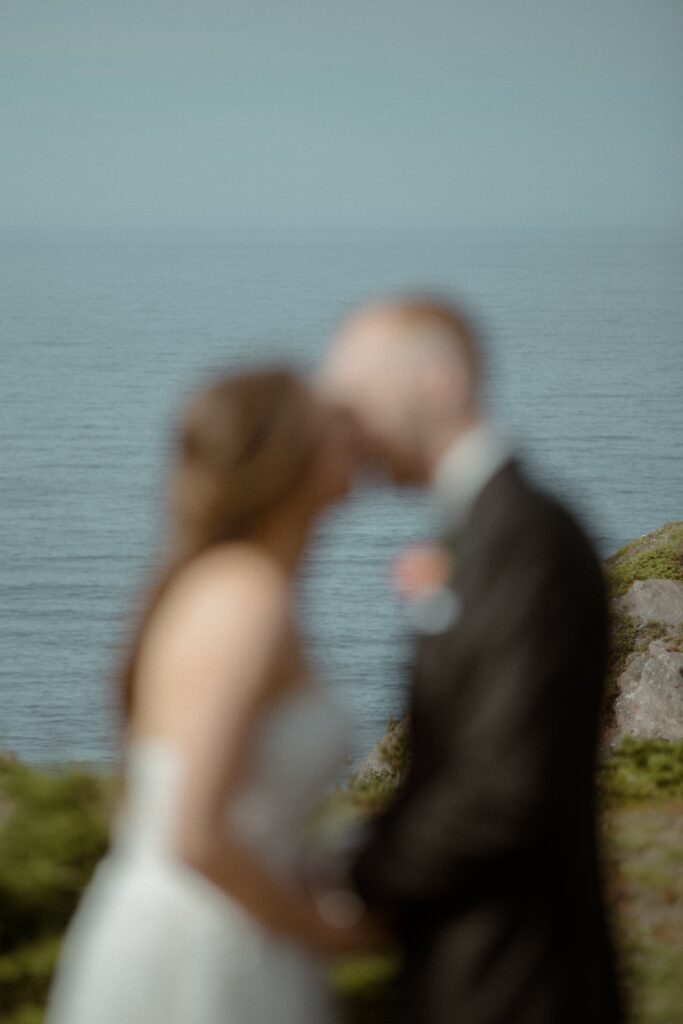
top-left (432, 420), bottom-right (512, 532)
top-left (407, 422), bottom-right (513, 636)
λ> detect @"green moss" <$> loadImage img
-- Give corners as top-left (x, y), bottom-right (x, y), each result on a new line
top-left (608, 799), bottom-right (683, 1024)
top-left (331, 953), bottom-right (400, 1024)
top-left (0, 761), bottom-right (112, 1020)
top-left (601, 739), bottom-right (683, 807)
top-left (608, 547), bottom-right (683, 598)
top-left (0, 762), bottom-right (112, 951)
top-left (346, 775), bottom-right (400, 812)
top-left (0, 935), bottom-right (60, 1016)
top-left (628, 942), bottom-right (683, 1024)
top-left (606, 522), bottom-right (683, 598)
top-left (2, 1005), bottom-right (45, 1024)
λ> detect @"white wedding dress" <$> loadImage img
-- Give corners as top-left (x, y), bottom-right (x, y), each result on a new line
top-left (47, 686), bottom-right (349, 1024)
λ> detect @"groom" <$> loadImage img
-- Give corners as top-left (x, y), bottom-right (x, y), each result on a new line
top-left (320, 299), bottom-right (623, 1024)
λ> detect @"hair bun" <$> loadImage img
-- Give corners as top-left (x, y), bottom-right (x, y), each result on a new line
top-left (171, 368), bottom-right (319, 552)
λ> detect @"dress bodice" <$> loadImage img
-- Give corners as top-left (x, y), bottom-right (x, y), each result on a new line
top-left (114, 685), bottom-right (350, 876)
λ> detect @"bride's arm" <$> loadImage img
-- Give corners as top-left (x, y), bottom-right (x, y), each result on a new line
top-left (151, 548), bottom-right (381, 954)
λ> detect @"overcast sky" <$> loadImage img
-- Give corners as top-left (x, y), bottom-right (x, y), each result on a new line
top-left (2, 1), bottom-right (681, 229)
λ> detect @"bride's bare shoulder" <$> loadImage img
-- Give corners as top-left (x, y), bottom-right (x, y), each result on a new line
top-left (164, 543), bottom-right (290, 634)
top-left (189, 542), bottom-right (288, 591)
top-left (133, 546), bottom-right (292, 730)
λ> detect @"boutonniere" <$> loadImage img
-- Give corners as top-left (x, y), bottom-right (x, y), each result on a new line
top-left (392, 544), bottom-right (451, 599)
top-left (392, 544), bottom-right (461, 635)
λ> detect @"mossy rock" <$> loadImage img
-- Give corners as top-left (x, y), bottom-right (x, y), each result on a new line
top-left (602, 522), bottom-right (683, 726)
top-left (606, 611), bottom-right (639, 713)
top-left (347, 718), bottom-right (411, 812)
top-left (606, 522), bottom-right (683, 599)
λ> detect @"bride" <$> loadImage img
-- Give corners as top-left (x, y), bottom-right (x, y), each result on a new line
top-left (47, 369), bottom-right (380, 1024)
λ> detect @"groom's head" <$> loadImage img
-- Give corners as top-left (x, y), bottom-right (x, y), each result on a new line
top-left (319, 298), bottom-right (483, 485)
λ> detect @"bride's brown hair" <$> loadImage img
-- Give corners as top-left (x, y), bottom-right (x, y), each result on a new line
top-left (119, 368), bottom-right (320, 719)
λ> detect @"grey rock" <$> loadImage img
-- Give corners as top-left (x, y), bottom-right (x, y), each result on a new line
top-left (616, 579), bottom-right (683, 627)
top-left (611, 640), bottom-right (683, 744)
top-left (354, 718), bottom-right (409, 788)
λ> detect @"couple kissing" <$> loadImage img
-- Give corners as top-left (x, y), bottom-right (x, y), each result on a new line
top-left (47, 298), bottom-right (623, 1024)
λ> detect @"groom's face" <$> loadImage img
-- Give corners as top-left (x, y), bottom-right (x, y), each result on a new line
top-left (345, 404), bottom-right (417, 485)
top-left (319, 327), bottom-right (427, 485)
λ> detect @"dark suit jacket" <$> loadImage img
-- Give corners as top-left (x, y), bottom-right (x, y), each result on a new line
top-left (353, 461), bottom-right (624, 1024)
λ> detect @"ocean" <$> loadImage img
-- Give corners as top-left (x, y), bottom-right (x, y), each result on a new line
top-left (1, 226), bottom-right (681, 766)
